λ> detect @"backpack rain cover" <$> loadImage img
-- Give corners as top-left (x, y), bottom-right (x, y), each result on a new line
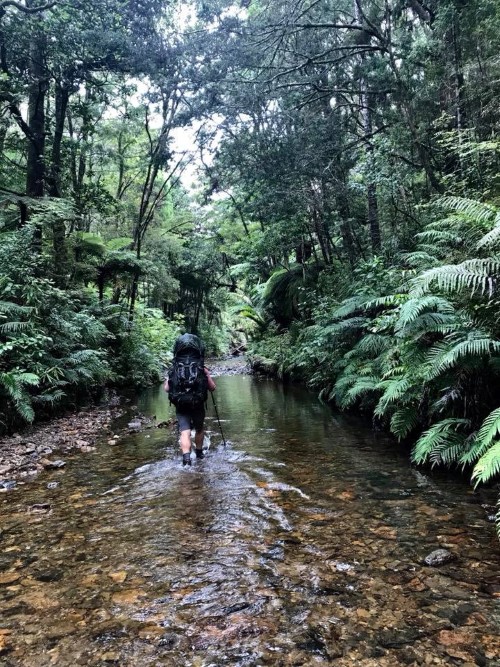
top-left (168, 334), bottom-right (208, 409)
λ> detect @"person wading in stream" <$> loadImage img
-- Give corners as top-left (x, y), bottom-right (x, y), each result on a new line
top-left (164, 333), bottom-right (216, 466)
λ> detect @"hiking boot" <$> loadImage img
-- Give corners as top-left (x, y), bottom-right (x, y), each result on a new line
top-left (182, 453), bottom-right (191, 467)
top-left (195, 448), bottom-right (204, 460)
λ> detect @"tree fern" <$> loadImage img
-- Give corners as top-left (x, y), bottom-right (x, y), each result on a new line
top-left (412, 418), bottom-right (470, 465)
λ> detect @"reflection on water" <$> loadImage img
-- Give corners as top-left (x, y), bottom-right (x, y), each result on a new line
top-left (1, 376), bottom-right (500, 666)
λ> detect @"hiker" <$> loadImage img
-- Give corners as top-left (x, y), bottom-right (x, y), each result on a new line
top-left (164, 333), bottom-right (216, 466)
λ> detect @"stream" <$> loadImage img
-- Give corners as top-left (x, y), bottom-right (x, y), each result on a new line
top-left (1, 374), bottom-right (499, 666)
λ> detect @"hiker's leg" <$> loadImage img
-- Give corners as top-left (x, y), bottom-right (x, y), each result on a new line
top-left (193, 407), bottom-right (205, 456)
top-left (180, 429), bottom-right (192, 454)
top-left (176, 412), bottom-right (192, 454)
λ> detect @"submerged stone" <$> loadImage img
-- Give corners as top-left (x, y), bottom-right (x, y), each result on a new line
top-left (424, 548), bottom-right (457, 567)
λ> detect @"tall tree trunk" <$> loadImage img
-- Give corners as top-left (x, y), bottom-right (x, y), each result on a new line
top-left (47, 81), bottom-right (71, 286)
top-left (47, 80), bottom-right (69, 197)
top-left (26, 28), bottom-right (47, 200)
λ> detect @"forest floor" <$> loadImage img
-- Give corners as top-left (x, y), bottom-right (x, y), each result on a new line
top-left (0, 355), bottom-right (250, 489)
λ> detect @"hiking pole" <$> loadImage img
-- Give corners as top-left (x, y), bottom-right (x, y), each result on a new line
top-left (210, 391), bottom-right (227, 448)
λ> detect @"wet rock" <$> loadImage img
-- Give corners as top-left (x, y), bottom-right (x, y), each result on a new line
top-left (0, 480), bottom-right (17, 491)
top-left (480, 582), bottom-right (500, 597)
top-left (33, 568), bottom-right (64, 582)
top-left (423, 548), bottom-right (456, 566)
top-left (127, 420), bottom-right (142, 431)
top-left (0, 629), bottom-right (13, 656)
top-left (158, 632), bottom-right (179, 649)
top-left (156, 420), bottom-right (173, 428)
top-left (0, 572), bottom-right (21, 585)
top-left (28, 503), bottom-right (51, 513)
top-left (377, 627), bottom-right (422, 648)
top-left (40, 459), bottom-right (66, 470)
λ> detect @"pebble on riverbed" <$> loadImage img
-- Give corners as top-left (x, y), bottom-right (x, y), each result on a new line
top-left (0, 402), bottom-right (125, 482)
top-left (423, 548), bottom-right (457, 566)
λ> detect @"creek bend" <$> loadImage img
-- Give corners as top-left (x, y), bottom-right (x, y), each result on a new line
top-left (1, 375), bottom-right (499, 666)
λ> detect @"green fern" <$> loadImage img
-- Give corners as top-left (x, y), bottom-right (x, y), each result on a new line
top-left (346, 333), bottom-right (391, 358)
top-left (0, 371), bottom-right (40, 423)
top-left (395, 296), bottom-right (454, 332)
top-left (436, 196), bottom-right (497, 223)
top-left (412, 418), bottom-right (470, 465)
top-left (412, 259), bottom-right (500, 297)
top-left (426, 334), bottom-right (500, 380)
top-left (461, 408), bottom-right (500, 465)
top-left (338, 376), bottom-right (380, 408)
top-left (471, 441), bottom-right (500, 486)
top-left (374, 377), bottom-right (412, 417)
top-left (416, 229), bottom-right (462, 245)
top-left (390, 404), bottom-right (419, 439)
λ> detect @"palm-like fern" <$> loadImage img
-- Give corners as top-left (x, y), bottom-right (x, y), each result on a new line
top-left (412, 418), bottom-right (470, 466)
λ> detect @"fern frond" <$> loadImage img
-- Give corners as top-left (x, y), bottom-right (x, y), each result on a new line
top-left (430, 440), bottom-right (468, 466)
top-left (347, 333), bottom-right (391, 358)
top-left (399, 312), bottom-right (457, 337)
top-left (323, 317), bottom-right (368, 337)
top-left (395, 296), bottom-right (454, 332)
top-left (436, 196), bottom-right (497, 222)
top-left (460, 408), bottom-right (500, 465)
top-left (412, 418), bottom-right (470, 465)
top-left (426, 335), bottom-right (500, 379)
top-left (390, 404), bottom-right (419, 439)
top-left (363, 294), bottom-right (405, 310)
top-left (0, 321), bottom-right (31, 334)
top-left (412, 259), bottom-right (500, 297)
top-left (471, 441), bottom-right (500, 486)
top-left (416, 229), bottom-right (461, 245)
top-left (477, 213), bottom-right (500, 249)
top-left (400, 251), bottom-right (441, 268)
top-left (338, 376), bottom-right (380, 408)
top-left (374, 377), bottom-right (412, 417)
top-left (0, 301), bottom-right (33, 316)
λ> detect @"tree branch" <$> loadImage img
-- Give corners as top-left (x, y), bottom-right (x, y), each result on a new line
top-left (0, 0), bottom-right (57, 13)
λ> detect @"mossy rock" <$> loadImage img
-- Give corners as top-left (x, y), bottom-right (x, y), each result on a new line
top-left (249, 354), bottom-right (278, 376)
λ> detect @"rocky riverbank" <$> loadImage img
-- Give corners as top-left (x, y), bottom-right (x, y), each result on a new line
top-left (0, 400), bottom-right (127, 489)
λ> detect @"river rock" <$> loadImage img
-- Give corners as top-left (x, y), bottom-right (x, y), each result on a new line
top-left (41, 458), bottom-right (66, 470)
top-left (127, 420), bottom-right (142, 431)
top-left (423, 548), bottom-right (457, 567)
top-left (249, 354), bottom-right (278, 376)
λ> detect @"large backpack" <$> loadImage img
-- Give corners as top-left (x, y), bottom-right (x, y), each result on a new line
top-left (168, 334), bottom-right (208, 409)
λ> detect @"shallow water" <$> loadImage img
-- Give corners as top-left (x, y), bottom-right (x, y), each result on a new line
top-left (1, 375), bottom-right (499, 666)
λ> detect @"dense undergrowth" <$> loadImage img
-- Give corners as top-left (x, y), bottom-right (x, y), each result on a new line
top-left (0, 224), bottom-right (182, 433)
top-left (250, 197), bottom-right (500, 533)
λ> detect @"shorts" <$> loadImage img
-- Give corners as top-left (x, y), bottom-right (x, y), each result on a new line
top-left (176, 405), bottom-right (205, 433)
